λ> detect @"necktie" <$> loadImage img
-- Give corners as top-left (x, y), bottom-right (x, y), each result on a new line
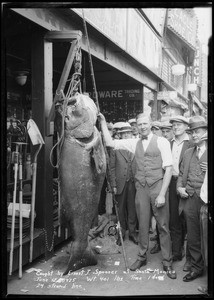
top-left (197, 147), bottom-right (201, 159)
top-left (141, 136), bottom-right (148, 140)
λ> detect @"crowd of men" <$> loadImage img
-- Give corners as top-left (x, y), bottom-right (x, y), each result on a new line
top-left (97, 113), bottom-right (208, 294)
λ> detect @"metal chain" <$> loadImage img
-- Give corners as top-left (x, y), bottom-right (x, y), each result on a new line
top-left (42, 228), bottom-right (56, 252)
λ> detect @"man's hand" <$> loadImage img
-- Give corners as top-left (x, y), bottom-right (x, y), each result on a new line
top-left (177, 187), bottom-right (188, 198)
top-left (155, 194), bottom-right (165, 208)
top-left (200, 162), bottom-right (207, 172)
top-left (97, 112), bottom-right (105, 122)
top-left (97, 113), bottom-right (114, 147)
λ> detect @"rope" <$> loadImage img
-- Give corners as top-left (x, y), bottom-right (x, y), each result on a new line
top-left (49, 90), bottom-right (68, 168)
top-left (82, 9), bottom-right (100, 113)
top-left (49, 43), bottom-right (82, 169)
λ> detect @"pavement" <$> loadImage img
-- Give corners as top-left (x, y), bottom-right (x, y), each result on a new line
top-left (6, 232), bottom-right (209, 297)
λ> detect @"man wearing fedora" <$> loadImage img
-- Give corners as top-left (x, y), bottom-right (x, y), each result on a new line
top-left (98, 112), bottom-right (177, 280)
top-left (110, 122), bottom-right (138, 245)
top-left (177, 116), bottom-right (208, 282)
top-left (168, 116), bottom-right (194, 269)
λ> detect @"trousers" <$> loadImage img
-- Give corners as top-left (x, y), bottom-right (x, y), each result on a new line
top-left (115, 179), bottom-right (137, 236)
top-left (184, 192), bottom-right (204, 273)
top-left (200, 204), bottom-right (208, 267)
top-left (169, 176), bottom-right (186, 257)
top-left (135, 180), bottom-right (172, 267)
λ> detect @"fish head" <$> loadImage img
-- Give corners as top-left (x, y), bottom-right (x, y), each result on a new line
top-left (55, 93), bottom-right (98, 139)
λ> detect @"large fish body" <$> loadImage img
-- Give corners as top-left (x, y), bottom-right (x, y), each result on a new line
top-left (56, 93), bottom-right (106, 275)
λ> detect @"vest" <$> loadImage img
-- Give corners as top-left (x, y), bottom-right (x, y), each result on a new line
top-left (133, 135), bottom-right (164, 187)
top-left (186, 149), bottom-right (207, 197)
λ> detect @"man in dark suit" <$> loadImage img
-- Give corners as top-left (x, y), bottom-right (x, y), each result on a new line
top-left (110, 123), bottom-right (138, 244)
top-left (168, 116), bottom-right (194, 267)
top-left (177, 116), bottom-right (207, 282)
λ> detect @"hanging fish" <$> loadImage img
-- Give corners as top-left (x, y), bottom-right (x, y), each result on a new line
top-left (55, 92), bottom-right (106, 275)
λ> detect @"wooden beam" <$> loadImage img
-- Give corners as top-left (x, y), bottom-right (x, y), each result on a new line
top-left (31, 31), bottom-right (54, 260)
top-left (46, 39), bottom-right (80, 135)
top-left (45, 30), bottom-right (82, 42)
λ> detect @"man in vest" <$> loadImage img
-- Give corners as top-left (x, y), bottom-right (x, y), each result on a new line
top-left (110, 122), bottom-right (138, 245)
top-left (177, 116), bottom-right (207, 282)
top-left (98, 112), bottom-right (177, 280)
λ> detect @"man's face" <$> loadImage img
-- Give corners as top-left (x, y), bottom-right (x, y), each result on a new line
top-left (120, 131), bottom-right (133, 139)
top-left (161, 128), bottom-right (173, 141)
top-left (130, 122), bottom-right (138, 135)
top-left (190, 128), bottom-right (207, 145)
top-left (172, 121), bottom-right (188, 137)
top-left (137, 116), bottom-right (151, 137)
top-left (152, 128), bottom-right (162, 136)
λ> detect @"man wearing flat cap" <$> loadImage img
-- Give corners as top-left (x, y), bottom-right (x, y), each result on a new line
top-left (151, 121), bottom-right (162, 137)
top-left (177, 116), bottom-right (208, 282)
top-left (169, 115), bottom-right (194, 270)
top-left (160, 121), bottom-right (173, 141)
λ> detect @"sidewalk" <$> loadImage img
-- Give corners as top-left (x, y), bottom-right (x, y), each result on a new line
top-left (6, 233), bottom-right (209, 297)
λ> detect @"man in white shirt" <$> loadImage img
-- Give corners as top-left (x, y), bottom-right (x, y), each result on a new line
top-left (99, 112), bottom-right (176, 279)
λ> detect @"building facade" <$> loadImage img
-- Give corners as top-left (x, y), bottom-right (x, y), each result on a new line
top-left (4, 6), bottom-right (205, 273)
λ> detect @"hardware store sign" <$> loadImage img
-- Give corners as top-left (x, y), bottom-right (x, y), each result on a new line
top-left (88, 87), bottom-right (142, 101)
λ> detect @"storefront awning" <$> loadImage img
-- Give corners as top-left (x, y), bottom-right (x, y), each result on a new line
top-left (156, 90), bottom-right (189, 111)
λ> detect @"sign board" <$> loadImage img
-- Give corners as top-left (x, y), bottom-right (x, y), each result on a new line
top-left (192, 40), bottom-right (202, 86)
top-left (167, 9), bottom-right (197, 49)
top-left (88, 86), bottom-right (143, 101)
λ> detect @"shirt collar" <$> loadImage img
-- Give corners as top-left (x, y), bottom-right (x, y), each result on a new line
top-left (147, 132), bottom-right (153, 141)
top-left (172, 133), bottom-right (189, 143)
top-left (197, 144), bottom-right (206, 152)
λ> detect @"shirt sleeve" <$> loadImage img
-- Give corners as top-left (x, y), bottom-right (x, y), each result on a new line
top-left (113, 138), bottom-right (138, 153)
top-left (157, 137), bottom-right (173, 169)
